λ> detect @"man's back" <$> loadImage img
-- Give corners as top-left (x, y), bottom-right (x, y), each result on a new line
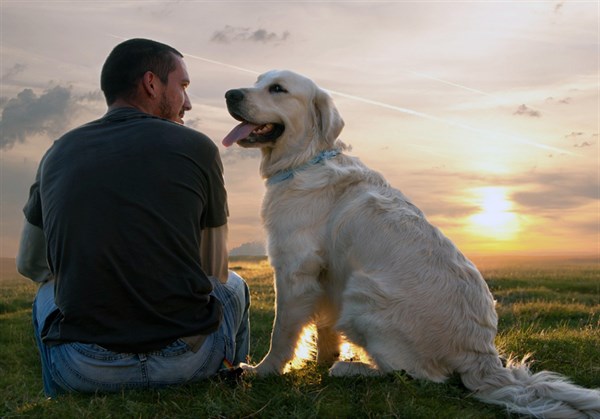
top-left (31, 107), bottom-right (228, 353)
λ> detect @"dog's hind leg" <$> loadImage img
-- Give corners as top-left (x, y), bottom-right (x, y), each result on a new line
top-left (316, 325), bottom-right (340, 366)
top-left (314, 297), bottom-right (341, 366)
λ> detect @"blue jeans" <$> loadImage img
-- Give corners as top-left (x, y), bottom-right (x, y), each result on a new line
top-left (32, 271), bottom-right (250, 397)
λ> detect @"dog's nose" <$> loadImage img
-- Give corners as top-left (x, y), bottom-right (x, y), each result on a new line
top-left (225, 89), bottom-right (245, 103)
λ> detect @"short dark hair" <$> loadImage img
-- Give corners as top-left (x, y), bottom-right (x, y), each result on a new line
top-left (100, 38), bottom-right (183, 105)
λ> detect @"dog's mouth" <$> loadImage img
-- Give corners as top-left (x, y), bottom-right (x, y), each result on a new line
top-left (222, 116), bottom-right (284, 148)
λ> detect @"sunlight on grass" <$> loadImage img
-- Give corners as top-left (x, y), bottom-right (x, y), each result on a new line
top-left (284, 324), bottom-right (372, 373)
top-left (285, 324), bottom-right (317, 372)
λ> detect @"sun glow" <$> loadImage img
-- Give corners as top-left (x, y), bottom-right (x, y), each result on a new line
top-left (467, 187), bottom-right (521, 240)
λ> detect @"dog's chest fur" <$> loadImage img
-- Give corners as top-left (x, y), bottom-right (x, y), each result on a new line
top-left (259, 156), bottom-right (395, 262)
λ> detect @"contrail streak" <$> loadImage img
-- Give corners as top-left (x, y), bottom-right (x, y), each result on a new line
top-left (183, 53), bottom-right (260, 76)
top-left (403, 69), bottom-right (549, 116)
top-left (176, 48), bottom-right (576, 156)
top-left (404, 69), bottom-right (498, 98)
top-left (326, 89), bottom-right (574, 156)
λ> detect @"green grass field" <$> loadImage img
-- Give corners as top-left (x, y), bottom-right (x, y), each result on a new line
top-left (1, 255), bottom-right (598, 418)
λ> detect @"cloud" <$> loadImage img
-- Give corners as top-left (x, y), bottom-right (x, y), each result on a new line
top-left (0, 85), bottom-right (104, 150)
top-left (0, 86), bottom-right (72, 149)
top-left (184, 117), bottom-right (202, 130)
top-left (76, 90), bottom-right (104, 102)
top-left (564, 131), bottom-right (584, 140)
top-left (220, 145), bottom-right (261, 164)
top-left (511, 172), bottom-right (598, 211)
top-left (573, 141), bottom-right (593, 148)
top-left (401, 168), bottom-right (598, 219)
top-left (563, 132), bottom-right (596, 148)
top-left (554, 2), bottom-right (564, 13)
top-left (545, 96), bottom-right (571, 104)
top-left (513, 104), bottom-right (541, 118)
top-left (211, 26), bottom-right (290, 44)
top-left (1, 63), bottom-right (26, 82)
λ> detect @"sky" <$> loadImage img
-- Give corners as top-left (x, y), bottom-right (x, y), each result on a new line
top-left (0, 0), bottom-right (598, 260)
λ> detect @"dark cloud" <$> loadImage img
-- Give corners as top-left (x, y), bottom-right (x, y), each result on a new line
top-left (400, 169), bottom-right (598, 219)
top-left (1, 63), bottom-right (26, 82)
top-left (211, 26), bottom-right (290, 44)
top-left (0, 86), bottom-right (72, 149)
top-left (573, 141), bottom-right (593, 148)
top-left (511, 172), bottom-right (598, 211)
top-left (513, 104), bottom-right (541, 118)
top-left (0, 85), bottom-right (104, 150)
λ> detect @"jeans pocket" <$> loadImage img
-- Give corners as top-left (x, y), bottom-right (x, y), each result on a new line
top-left (51, 343), bottom-right (143, 393)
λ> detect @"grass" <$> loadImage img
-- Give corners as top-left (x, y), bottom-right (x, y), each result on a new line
top-left (1, 255), bottom-right (598, 418)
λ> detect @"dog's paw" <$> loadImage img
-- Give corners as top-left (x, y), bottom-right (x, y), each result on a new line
top-left (239, 362), bottom-right (258, 376)
top-left (239, 361), bottom-right (283, 376)
top-left (329, 361), bottom-right (383, 377)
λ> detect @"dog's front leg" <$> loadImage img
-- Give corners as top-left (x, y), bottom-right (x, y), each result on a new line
top-left (243, 267), bottom-right (322, 375)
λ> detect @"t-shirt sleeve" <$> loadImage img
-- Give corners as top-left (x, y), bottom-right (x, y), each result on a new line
top-left (23, 157), bottom-right (45, 229)
top-left (202, 145), bottom-right (229, 229)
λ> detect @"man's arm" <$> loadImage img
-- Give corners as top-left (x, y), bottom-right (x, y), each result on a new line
top-left (16, 220), bottom-right (53, 283)
top-left (200, 224), bottom-right (229, 283)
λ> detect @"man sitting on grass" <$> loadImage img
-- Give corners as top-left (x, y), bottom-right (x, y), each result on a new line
top-left (17, 38), bottom-right (250, 398)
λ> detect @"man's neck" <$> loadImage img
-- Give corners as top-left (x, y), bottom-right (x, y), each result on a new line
top-left (108, 98), bottom-right (154, 116)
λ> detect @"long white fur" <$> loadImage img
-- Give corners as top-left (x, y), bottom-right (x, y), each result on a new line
top-left (228, 70), bottom-right (600, 418)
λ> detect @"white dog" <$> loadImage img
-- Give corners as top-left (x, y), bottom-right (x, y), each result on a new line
top-left (222, 70), bottom-right (600, 418)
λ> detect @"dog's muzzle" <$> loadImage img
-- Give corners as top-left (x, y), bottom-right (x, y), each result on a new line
top-left (226, 89), bottom-right (246, 113)
top-left (225, 89), bottom-right (244, 103)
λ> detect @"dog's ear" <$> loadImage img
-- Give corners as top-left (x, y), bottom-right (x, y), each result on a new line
top-left (313, 88), bottom-right (344, 144)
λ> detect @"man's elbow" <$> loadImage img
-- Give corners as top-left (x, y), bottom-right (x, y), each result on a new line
top-left (16, 255), bottom-right (42, 280)
top-left (16, 221), bottom-right (52, 282)
top-left (15, 253), bottom-right (29, 277)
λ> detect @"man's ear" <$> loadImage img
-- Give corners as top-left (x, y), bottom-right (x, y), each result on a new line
top-left (141, 71), bottom-right (158, 98)
top-left (313, 87), bottom-right (344, 145)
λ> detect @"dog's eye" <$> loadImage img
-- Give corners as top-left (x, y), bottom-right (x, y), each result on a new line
top-left (269, 84), bottom-right (288, 94)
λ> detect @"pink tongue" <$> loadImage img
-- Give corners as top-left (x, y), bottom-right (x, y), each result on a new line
top-left (222, 122), bottom-right (259, 147)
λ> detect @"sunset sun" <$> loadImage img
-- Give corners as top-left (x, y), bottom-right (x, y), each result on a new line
top-left (467, 187), bottom-right (520, 240)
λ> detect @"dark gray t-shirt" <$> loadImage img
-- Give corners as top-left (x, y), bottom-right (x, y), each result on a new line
top-left (24, 107), bottom-right (228, 353)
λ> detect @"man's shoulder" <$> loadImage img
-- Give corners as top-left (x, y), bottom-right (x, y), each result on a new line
top-left (165, 120), bottom-right (220, 149)
top-left (50, 109), bottom-right (219, 160)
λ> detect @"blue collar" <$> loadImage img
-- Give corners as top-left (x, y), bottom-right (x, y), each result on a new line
top-left (266, 149), bottom-right (341, 186)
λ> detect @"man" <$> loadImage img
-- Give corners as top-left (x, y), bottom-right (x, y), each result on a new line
top-left (16, 38), bottom-right (250, 397)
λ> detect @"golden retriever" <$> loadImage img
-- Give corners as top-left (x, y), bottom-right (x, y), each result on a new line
top-left (222, 70), bottom-right (600, 418)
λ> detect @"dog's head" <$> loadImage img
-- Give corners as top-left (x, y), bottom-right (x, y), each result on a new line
top-left (223, 70), bottom-right (344, 157)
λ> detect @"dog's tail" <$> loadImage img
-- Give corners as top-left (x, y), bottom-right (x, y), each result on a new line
top-left (459, 354), bottom-right (600, 418)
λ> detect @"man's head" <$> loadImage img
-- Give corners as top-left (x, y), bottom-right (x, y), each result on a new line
top-left (101, 38), bottom-right (192, 124)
